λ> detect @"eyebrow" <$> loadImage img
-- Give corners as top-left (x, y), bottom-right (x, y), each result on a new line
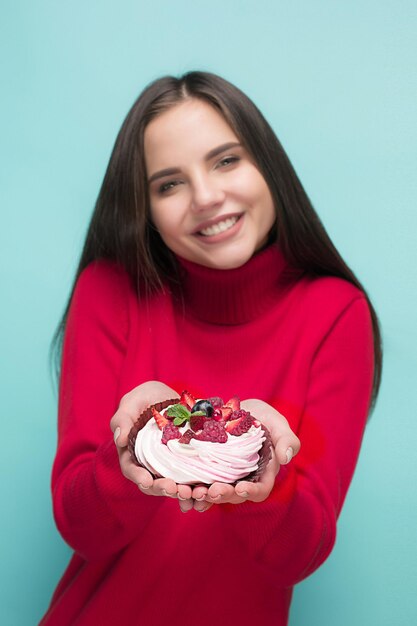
top-left (147, 141), bottom-right (242, 184)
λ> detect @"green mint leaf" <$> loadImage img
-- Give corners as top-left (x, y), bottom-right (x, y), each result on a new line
top-left (166, 404), bottom-right (191, 420)
top-left (173, 416), bottom-right (187, 426)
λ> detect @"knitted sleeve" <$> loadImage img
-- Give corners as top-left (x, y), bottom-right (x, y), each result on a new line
top-left (224, 296), bottom-right (374, 587)
top-left (51, 262), bottom-right (162, 561)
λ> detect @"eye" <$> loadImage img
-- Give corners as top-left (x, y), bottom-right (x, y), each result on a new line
top-left (217, 155), bottom-right (240, 168)
top-left (157, 180), bottom-right (182, 195)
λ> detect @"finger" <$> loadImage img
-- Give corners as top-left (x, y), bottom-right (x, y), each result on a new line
top-left (152, 478), bottom-right (178, 498)
top-left (179, 498), bottom-right (195, 513)
top-left (274, 434), bottom-right (301, 465)
top-left (206, 483), bottom-right (234, 502)
top-left (236, 457), bottom-right (277, 503)
top-left (191, 485), bottom-right (208, 502)
top-left (119, 455), bottom-right (155, 489)
top-left (177, 484), bottom-right (193, 501)
top-left (110, 406), bottom-right (136, 448)
top-left (235, 480), bottom-right (253, 499)
top-left (193, 500), bottom-right (214, 513)
top-left (235, 479), bottom-right (267, 503)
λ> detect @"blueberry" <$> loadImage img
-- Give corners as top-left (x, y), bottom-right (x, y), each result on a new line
top-left (191, 400), bottom-right (214, 417)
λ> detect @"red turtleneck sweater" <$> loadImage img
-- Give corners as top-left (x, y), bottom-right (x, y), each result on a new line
top-left (40, 247), bottom-right (374, 626)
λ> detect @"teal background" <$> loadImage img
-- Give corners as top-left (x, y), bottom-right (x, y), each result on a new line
top-left (1, 1), bottom-right (416, 624)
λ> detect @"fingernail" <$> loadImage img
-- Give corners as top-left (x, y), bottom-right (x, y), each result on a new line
top-left (162, 489), bottom-right (176, 497)
top-left (195, 495), bottom-right (206, 501)
top-left (198, 506), bottom-right (208, 513)
top-left (138, 483), bottom-right (150, 490)
top-left (237, 491), bottom-right (248, 498)
top-left (178, 495), bottom-right (187, 501)
top-left (285, 447), bottom-right (294, 464)
top-left (113, 427), bottom-right (121, 444)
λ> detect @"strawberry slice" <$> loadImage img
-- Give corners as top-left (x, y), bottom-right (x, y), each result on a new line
top-left (220, 406), bottom-right (233, 420)
top-left (152, 406), bottom-right (169, 430)
top-left (225, 396), bottom-right (240, 411)
top-left (179, 389), bottom-right (196, 410)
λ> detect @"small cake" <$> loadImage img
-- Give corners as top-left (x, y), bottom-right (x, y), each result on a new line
top-left (128, 390), bottom-right (272, 485)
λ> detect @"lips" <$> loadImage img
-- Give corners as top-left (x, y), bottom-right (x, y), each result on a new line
top-left (193, 213), bottom-right (243, 237)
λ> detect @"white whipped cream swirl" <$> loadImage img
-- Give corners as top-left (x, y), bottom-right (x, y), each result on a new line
top-left (134, 412), bottom-right (265, 484)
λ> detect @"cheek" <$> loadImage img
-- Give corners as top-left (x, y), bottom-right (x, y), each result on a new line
top-left (238, 168), bottom-right (273, 206)
top-left (150, 203), bottom-right (172, 234)
top-left (150, 206), bottom-right (186, 250)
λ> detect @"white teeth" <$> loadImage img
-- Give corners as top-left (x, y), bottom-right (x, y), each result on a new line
top-left (200, 216), bottom-right (239, 237)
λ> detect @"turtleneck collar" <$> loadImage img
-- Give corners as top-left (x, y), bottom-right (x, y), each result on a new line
top-left (175, 245), bottom-right (293, 325)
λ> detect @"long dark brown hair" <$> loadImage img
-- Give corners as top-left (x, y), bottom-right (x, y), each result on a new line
top-left (52, 70), bottom-right (382, 407)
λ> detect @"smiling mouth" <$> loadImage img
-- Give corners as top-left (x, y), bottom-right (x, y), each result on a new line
top-left (197, 215), bottom-right (241, 237)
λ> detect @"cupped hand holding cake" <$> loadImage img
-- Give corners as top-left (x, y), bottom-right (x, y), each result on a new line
top-left (111, 381), bottom-right (193, 501)
top-left (111, 382), bottom-right (300, 510)
top-left (124, 388), bottom-right (300, 509)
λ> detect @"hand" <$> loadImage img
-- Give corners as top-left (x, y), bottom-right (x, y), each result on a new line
top-left (190, 399), bottom-right (300, 511)
top-left (110, 381), bottom-right (193, 504)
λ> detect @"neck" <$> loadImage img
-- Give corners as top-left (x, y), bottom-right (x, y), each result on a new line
top-left (175, 245), bottom-right (294, 324)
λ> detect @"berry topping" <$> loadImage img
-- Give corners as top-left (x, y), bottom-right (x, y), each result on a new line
top-left (178, 429), bottom-right (197, 444)
top-left (161, 423), bottom-right (181, 445)
top-left (212, 408), bottom-right (224, 422)
top-left (152, 407), bottom-right (169, 430)
top-left (207, 396), bottom-right (224, 409)
top-left (179, 390), bottom-right (196, 410)
top-left (190, 413), bottom-right (208, 432)
top-left (194, 420), bottom-right (228, 443)
top-left (191, 400), bottom-right (214, 417)
top-left (225, 396), bottom-right (240, 412)
top-left (220, 406), bottom-right (233, 421)
top-left (225, 410), bottom-right (255, 436)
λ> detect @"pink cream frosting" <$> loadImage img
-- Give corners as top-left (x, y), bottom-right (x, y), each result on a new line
top-left (134, 409), bottom-right (265, 484)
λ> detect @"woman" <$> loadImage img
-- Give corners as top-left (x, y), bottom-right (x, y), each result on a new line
top-left (41, 71), bottom-right (381, 626)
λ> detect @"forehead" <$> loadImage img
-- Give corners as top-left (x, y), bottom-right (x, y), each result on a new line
top-left (144, 99), bottom-right (239, 169)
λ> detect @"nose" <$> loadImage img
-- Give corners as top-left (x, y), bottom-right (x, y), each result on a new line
top-left (190, 172), bottom-right (225, 212)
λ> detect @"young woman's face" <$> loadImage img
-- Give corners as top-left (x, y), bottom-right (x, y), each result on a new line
top-left (145, 99), bottom-right (276, 270)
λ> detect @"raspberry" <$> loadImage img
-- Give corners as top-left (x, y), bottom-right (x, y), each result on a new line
top-left (178, 429), bottom-right (196, 444)
top-left (194, 420), bottom-right (227, 443)
top-left (161, 423), bottom-right (181, 445)
top-left (230, 409), bottom-right (251, 421)
top-left (189, 414), bottom-right (208, 432)
top-left (207, 396), bottom-right (224, 409)
top-left (225, 410), bottom-right (254, 436)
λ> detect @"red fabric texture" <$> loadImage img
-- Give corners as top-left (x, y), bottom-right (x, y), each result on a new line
top-left (40, 246), bottom-right (374, 626)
